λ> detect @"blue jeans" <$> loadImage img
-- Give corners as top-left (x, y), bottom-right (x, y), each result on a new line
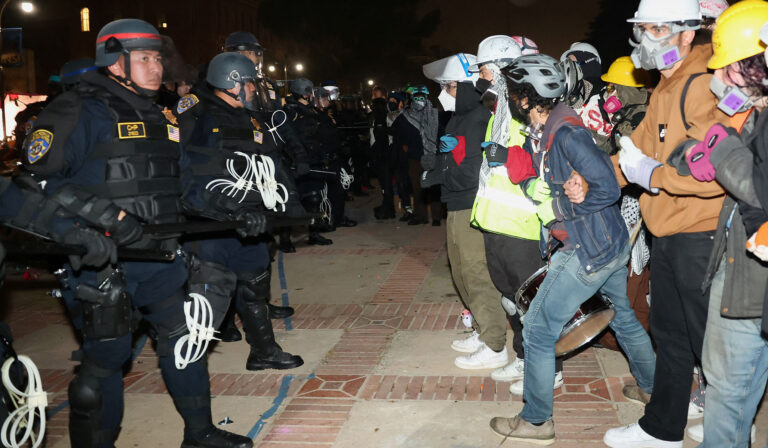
top-left (520, 243), bottom-right (656, 423)
top-left (700, 264), bottom-right (768, 448)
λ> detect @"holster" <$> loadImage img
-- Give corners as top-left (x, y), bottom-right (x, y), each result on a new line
top-left (75, 271), bottom-right (132, 340)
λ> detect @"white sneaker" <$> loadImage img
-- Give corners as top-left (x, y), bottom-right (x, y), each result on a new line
top-left (603, 422), bottom-right (682, 448)
top-left (508, 371), bottom-right (564, 395)
top-left (454, 343), bottom-right (508, 370)
top-left (686, 422), bottom-right (756, 443)
top-left (451, 331), bottom-right (482, 353)
top-left (491, 357), bottom-right (525, 382)
top-left (687, 401), bottom-right (704, 420)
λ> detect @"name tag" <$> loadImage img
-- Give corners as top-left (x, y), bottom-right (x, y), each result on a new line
top-left (118, 122), bottom-right (146, 139)
top-left (254, 130), bottom-right (264, 144)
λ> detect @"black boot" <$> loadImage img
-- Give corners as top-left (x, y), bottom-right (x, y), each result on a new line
top-left (278, 227), bottom-right (296, 253)
top-left (180, 427), bottom-right (253, 448)
top-left (268, 302), bottom-right (295, 319)
top-left (374, 204), bottom-right (395, 219)
top-left (308, 231), bottom-right (333, 245)
top-left (235, 277), bottom-right (304, 371)
top-left (217, 305), bottom-right (242, 342)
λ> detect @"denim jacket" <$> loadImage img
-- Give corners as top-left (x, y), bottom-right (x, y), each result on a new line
top-left (530, 104), bottom-right (628, 273)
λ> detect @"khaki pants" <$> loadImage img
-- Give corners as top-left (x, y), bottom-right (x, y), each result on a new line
top-left (446, 209), bottom-right (506, 351)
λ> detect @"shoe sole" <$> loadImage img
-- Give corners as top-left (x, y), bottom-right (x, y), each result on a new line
top-left (490, 427), bottom-right (555, 446)
top-left (246, 360), bottom-right (305, 371)
top-left (454, 359), bottom-right (508, 370)
top-left (603, 435), bottom-right (683, 448)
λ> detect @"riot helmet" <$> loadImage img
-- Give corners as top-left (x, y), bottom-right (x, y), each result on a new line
top-left (207, 52), bottom-right (258, 107)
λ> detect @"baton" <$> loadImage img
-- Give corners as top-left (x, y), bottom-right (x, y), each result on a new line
top-left (141, 214), bottom-right (319, 235)
top-left (309, 169), bottom-right (338, 175)
top-left (1, 240), bottom-right (175, 261)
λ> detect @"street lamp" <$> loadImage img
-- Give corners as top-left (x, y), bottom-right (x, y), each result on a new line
top-left (0, 0), bottom-right (35, 141)
top-left (367, 79), bottom-right (374, 86)
top-left (295, 63), bottom-right (303, 72)
top-left (267, 65), bottom-right (276, 73)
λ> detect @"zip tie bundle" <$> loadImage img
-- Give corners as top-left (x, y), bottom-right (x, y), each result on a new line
top-left (266, 110), bottom-right (287, 146)
top-left (339, 168), bottom-right (354, 190)
top-left (174, 293), bottom-right (219, 370)
top-left (320, 182), bottom-right (332, 225)
top-left (206, 152), bottom-right (289, 211)
top-left (1, 355), bottom-right (46, 448)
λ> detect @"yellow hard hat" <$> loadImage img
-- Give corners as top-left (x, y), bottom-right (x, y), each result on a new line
top-left (601, 56), bottom-right (648, 87)
top-left (708, 0), bottom-right (768, 69)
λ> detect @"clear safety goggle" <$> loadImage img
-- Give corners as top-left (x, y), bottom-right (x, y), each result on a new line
top-left (440, 82), bottom-right (457, 91)
top-left (631, 23), bottom-right (686, 43)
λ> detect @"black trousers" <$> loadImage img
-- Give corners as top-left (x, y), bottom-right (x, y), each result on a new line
top-left (639, 231), bottom-right (714, 441)
top-left (483, 232), bottom-right (562, 371)
top-left (374, 149), bottom-right (395, 209)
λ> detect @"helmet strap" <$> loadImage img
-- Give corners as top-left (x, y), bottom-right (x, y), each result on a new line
top-left (110, 51), bottom-right (158, 98)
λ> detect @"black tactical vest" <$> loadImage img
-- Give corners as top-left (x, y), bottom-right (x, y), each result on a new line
top-left (86, 91), bottom-right (184, 226)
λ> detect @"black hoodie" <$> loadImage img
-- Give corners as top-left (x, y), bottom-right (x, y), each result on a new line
top-left (440, 82), bottom-right (492, 211)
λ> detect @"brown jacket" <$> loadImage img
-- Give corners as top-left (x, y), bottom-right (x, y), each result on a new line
top-left (611, 44), bottom-right (728, 237)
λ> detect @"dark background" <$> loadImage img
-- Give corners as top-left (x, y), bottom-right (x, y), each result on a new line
top-left (2, 0), bottom-right (641, 96)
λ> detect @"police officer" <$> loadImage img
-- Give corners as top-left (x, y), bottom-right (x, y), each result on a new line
top-left (314, 87), bottom-right (357, 229)
top-left (175, 52), bottom-right (303, 371)
top-left (222, 31), bottom-right (310, 255)
top-left (22, 19), bottom-right (256, 447)
top-left (284, 79), bottom-right (334, 245)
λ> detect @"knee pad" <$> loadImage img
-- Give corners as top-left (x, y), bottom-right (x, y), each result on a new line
top-left (75, 272), bottom-right (132, 341)
top-left (68, 360), bottom-right (121, 448)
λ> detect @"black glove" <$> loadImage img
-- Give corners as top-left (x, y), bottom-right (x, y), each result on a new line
top-left (482, 142), bottom-right (508, 167)
top-left (108, 212), bottom-right (143, 246)
top-left (295, 161), bottom-right (311, 177)
top-left (235, 211), bottom-right (267, 238)
top-left (61, 227), bottom-right (117, 270)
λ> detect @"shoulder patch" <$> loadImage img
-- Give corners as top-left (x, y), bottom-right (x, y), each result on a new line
top-left (176, 94), bottom-right (199, 115)
top-left (26, 128), bottom-right (54, 164)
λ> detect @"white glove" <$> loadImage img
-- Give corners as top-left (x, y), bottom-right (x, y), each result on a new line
top-left (618, 136), bottom-right (661, 193)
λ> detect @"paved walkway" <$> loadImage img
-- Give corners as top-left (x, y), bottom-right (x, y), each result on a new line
top-left (1, 194), bottom-right (766, 447)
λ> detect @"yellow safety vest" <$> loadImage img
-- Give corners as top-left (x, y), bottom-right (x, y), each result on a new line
top-left (470, 116), bottom-right (540, 241)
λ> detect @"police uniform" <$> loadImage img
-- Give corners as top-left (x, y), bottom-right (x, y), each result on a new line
top-left (175, 74), bottom-right (302, 371)
top-left (21, 19), bottom-right (252, 448)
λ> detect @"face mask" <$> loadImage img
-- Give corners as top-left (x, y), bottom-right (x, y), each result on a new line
top-left (438, 89), bottom-right (455, 112)
top-left (710, 76), bottom-right (753, 116)
top-left (603, 96), bottom-right (623, 114)
top-left (388, 102), bottom-right (399, 112)
top-left (475, 78), bottom-right (493, 94)
top-left (630, 32), bottom-right (681, 70)
top-left (412, 100), bottom-right (426, 111)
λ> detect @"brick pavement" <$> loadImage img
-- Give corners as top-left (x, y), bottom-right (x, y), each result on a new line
top-left (3, 213), bottom-right (768, 447)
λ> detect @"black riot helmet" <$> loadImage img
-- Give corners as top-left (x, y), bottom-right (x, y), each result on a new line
top-left (223, 31), bottom-right (263, 53)
top-left (290, 78), bottom-right (314, 100)
top-left (207, 52), bottom-right (258, 107)
top-left (94, 19), bottom-right (163, 96)
top-left (60, 58), bottom-right (97, 91)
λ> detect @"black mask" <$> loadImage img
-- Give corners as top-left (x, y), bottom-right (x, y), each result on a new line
top-left (475, 78), bottom-right (492, 94)
top-left (387, 102), bottom-right (399, 112)
top-left (509, 99), bottom-right (531, 126)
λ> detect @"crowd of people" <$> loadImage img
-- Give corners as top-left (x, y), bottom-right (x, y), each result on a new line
top-left (0, 0), bottom-right (767, 446)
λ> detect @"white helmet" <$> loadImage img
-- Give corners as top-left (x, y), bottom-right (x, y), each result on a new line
top-left (699, 0), bottom-right (728, 19)
top-left (511, 36), bottom-right (539, 56)
top-left (560, 42), bottom-right (601, 64)
top-left (627, 0), bottom-right (702, 23)
top-left (469, 35), bottom-right (522, 72)
top-left (422, 53), bottom-right (479, 83)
